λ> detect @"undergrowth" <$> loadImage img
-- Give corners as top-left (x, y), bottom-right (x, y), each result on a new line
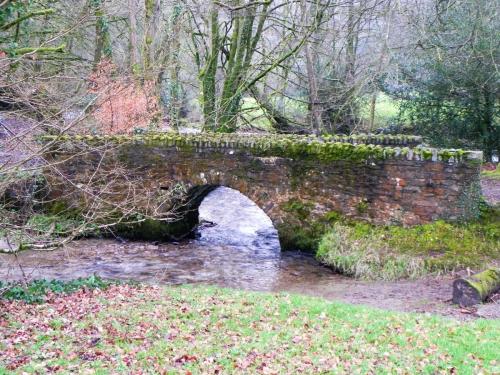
top-left (26, 214), bottom-right (87, 237)
top-left (317, 206), bottom-right (500, 280)
top-left (0, 276), bottom-right (114, 303)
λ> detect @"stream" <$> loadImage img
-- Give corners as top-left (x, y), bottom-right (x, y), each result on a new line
top-left (0, 187), bottom-right (338, 291)
top-left (0, 187), bottom-right (469, 318)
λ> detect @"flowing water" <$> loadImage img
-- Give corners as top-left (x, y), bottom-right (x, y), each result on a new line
top-left (0, 187), bottom-right (339, 291)
top-left (0, 187), bottom-right (459, 316)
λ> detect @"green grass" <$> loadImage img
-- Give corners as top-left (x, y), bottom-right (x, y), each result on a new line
top-left (0, 276), bottom-right (114, 303)
top-left (238, 96), bottom-right (308, 131)
top-left (359, 92), bottom-right (401, 128)
top-left (0, 284), bottom-right (498, 373)
top-left (238, 97), bottom-right (274, 131)
top-left (482, 165), bottom-right (500, 180)
top-left (317, 208), bottom-right (500, 280)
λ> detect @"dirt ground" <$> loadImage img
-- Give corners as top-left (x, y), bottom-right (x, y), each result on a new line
top-left (287, 272), bottom-right (500, 321)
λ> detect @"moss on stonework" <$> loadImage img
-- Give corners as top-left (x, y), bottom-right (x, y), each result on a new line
top-left (422, 149), bottom-right (433, 160)
top-left (42, 133), bottom-right (475, 164)
top-left (45, 201), bottom-right (82, 219)
top-left (281, 198), bottom-right (314, 220)
top-left (248, 158), bottom-right (265, 172)
top-left (278, 209), bottom-right (343, 252)
top-left (114, 216), bottom-right (196, 241)
top-left (289, 164), bottom-right (312, 190)
top-left (356, 200), bottom-right (369, 215)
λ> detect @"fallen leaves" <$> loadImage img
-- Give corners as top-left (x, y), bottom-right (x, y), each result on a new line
top-left (175, 354), bottom-right (198, 364)
top-left (0, 284), bottom-right (499, 373)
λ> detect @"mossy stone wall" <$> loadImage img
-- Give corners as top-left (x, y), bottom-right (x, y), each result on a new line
top-left (44, 135), bottom-right (482, 249)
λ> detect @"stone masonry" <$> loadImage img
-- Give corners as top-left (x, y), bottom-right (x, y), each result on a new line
top-left (44, 133), bottom-right (483, 248)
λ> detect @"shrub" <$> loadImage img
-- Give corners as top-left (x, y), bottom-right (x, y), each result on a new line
top-left (88, 60), bottom-right (160, 134)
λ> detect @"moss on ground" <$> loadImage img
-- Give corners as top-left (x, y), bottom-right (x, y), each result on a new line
top-left (26, 214), bottom-right (86, 237)
top-left (278, 198), bottom-right (341, 252)
top-left (317, 207), bottom-right (500, 280)
top-left (463, 268), bottom-right (500, 300)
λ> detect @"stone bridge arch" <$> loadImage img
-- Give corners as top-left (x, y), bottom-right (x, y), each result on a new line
top-left (44, 133), bottom-right (483, 251)
top-left (154, 155), bottom-right (307, 248)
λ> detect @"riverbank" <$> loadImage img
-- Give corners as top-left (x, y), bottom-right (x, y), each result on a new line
top-left (314, 178), bottom-right (499, 280)
top-left (1, 283), bottom-right (498, 373)
top-left (1, 238), bottom-right (498, 320)
top-left (1, 181), bottom-right (498, 323)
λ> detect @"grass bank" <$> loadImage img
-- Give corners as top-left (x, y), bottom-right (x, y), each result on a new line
top-left (317, 207), bottom-right (500, 280)
top-left (1, 283), bottom-right (499, 373)
top-left (482, 165), bottom-right (500, 180)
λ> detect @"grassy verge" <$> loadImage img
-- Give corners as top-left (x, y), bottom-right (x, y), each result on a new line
top-left (0, 284), bottom-right (498, 373)
top-left (317, 208), bottom-right (500, 280)
top-left (482, 165), bottom-right (500, 180)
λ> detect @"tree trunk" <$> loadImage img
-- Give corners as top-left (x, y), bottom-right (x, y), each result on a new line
top-left (143, 0), bottom-right (159, 76)
top-left (128, 0), bottom-right (139, 71)
top-left (302, 0), bottom-right (322, 135)
top-left (168, 3), bottom-right (183, 129)
top-left (452, 268), bottom-right (500, 307)
top-left (93, 0), bottom-right (112, 67)
top-left (219, 4), bottom-right (255, 132)
top-left (249, 87), bottom-right (294, 132)
top-left (342, 0), bottom-right (359, 131)
top-left (304, 41), bottom-right (322, 135)
top-left (481, 86), bottom-right (495, 160)
top-left (369, 93), bottom-right (376, 130)
top-left (201, 4), bottom-right (220, 131)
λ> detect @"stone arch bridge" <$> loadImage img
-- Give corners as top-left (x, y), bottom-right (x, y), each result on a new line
top-left (45, 133), bottom-right (482, 250)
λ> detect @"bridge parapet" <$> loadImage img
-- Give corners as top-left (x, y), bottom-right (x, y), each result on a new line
top-left (48, 132), bottom-right (423, 147)
top-left (45, 133), bottom-right (481, 165)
